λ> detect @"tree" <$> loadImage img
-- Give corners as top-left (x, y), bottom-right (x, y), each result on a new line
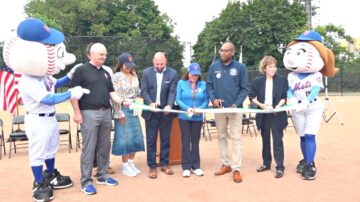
top-left (316, 24), bottom-right (354, 61)
top-left (315, 24), bottom-right (357, 92)
top-left (193, 0), bottom-right (307, 71)
top-left (23, 0), bottom-right (184, 74)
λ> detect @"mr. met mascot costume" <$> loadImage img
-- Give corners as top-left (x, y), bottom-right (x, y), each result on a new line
top-left (283, 30), bottom-right (338, 180)
top-left (3, 18), bottom-right (88, 201)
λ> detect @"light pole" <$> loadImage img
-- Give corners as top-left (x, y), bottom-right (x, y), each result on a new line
top-left (182, 41), bottom-right (192, 67)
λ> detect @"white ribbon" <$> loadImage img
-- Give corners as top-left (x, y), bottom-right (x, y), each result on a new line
top-left (129, 102), bottom-right (297, 115)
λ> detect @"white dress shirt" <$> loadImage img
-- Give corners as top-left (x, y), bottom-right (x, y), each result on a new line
top-left (264, 79), bottom-right (273, 106)
top-left (155, 67), bottom-right (166, 105)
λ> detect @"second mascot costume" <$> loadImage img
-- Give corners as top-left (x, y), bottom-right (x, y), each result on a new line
top-left (283, 30), bottom-right (338, 180)
top-left (3, 18), bottom-right (88, 201)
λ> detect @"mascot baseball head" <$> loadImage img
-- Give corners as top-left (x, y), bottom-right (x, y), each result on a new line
top-left (283, 30), bottom-right (338, 77)
top-left (3, 18), bottom-right (75, 76)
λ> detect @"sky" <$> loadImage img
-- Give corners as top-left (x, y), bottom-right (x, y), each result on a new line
top-left (0, 0), bottom-right (359, 65)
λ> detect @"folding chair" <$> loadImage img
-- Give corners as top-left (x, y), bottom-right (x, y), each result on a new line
top-left (56, 113), bottom-right (72, 153)
top-left (202, 115), bottom-right (216, 141)
top-left (242, 113), bottom-right (257, 137)
top-left (8, 115), bottom-right (28, 158)
top-left (76, 124), bottom-right (81, 152)
top-left (286, 110), bottom-right (294, 128)
top-left (0, 118), bottom-right (6, 160)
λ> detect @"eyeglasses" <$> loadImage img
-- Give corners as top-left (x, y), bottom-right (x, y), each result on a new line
top-left (219, 49), bottom-right (232, 53)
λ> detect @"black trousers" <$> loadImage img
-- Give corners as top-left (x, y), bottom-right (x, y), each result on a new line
top-left (260, 114), bottom-right (284, 171)
top-left (179, 119), bottom-right (203, 170)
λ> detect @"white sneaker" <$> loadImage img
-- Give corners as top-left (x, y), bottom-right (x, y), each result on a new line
top-left (192, 169), bottom-right (204, 176)
top-left (129, 162), bottom-right (141, 174)
top-left (182, 170), bottom-right (191, 177)
top-left (122, 165), bottom-right (137, 177)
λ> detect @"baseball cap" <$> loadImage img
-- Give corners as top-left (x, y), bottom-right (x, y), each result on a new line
top-left (188, 63), bottom-right (201, 75)
top-left (17, 18), bottom-right (65, 45)
top-left (295, 30), bottom-right (322, 42)
top-left (119, 52), bottom-right (136, 69)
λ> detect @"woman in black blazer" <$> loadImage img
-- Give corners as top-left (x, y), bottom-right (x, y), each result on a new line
top-left (249, 56), bottom-right (288, 178)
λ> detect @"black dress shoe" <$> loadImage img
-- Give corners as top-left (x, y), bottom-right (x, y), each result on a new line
top-left (257, 165), bottom-right (271, 172)
top-left (275, 170), bottom-right (284, 178)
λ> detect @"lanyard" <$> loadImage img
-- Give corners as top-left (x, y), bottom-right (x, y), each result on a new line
top-left (188, 80), bottom-right (197, 108)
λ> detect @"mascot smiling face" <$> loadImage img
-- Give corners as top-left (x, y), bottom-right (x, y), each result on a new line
top-left (283, 42), bottom-right (324, 73)
top-left (3, 18), bottom-right (75, 76)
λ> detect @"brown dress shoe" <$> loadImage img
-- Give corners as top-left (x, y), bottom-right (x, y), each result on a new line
top-left (214, 165), bottom-right (232, 176)
top-left (233, 170), bottom-right (243, 183)
top-left (107, 166), bottom-right (115, 174)
top-left (149, 168), bottom-right (157, 179)
top-left (160, 166), bottom-right (174, 175)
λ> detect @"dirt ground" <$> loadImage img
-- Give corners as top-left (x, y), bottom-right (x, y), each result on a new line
top-left (0, 96), bottom-right (359, 202)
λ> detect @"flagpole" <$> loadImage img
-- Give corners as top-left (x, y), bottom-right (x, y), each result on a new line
top-left (211, 45), bottom-right (217, 65)
top-left (239, 45), bottom-right (243, 63)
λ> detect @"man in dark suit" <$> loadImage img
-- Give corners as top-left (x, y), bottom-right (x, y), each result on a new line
top-left (141, 52), bottom-right (179, 179)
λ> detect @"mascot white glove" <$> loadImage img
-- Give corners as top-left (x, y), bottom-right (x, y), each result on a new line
top-left (69, 86), bottom-right (90, 100)
top-left (67, 63), bottom-right (82, 79)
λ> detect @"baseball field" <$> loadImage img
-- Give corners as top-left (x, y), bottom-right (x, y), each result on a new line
top-left (0, 95), bottom-right (359, 202)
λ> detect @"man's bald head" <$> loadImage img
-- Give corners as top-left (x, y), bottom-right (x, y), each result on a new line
top-left (221, 42), bottom-right (235, 52)
top-left (153, 52), bottom-right (167, 60)
top-left (219, 42), bottom-right (235, 65)
top-left (153, 52), bottom-right (167, 72)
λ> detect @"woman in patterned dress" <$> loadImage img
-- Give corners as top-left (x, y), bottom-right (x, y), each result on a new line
top-left (111, 52), bottom-right (145, 177)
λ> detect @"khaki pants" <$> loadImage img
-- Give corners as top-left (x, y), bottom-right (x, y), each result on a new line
top-left (214, 113), bottom-right (243, 171)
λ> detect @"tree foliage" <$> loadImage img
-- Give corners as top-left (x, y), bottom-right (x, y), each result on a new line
top-left (24, 0), bottom-right (184, 73)
top-left (193, 0), bottom-right (307, 70)
top-left (316, 24), bottom-right (358, 92)
top-left (316, 24), bottom-right (354, 61)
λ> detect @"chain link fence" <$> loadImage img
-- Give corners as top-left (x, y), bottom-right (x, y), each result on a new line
top-left (248, 67), bottom-right (360, 95)
top-left (59, 36), bottom-right (360, 95)
top-left (63, 36), bottom-right (184, 76)
top-left (202, 67), bottom-right (359, 95)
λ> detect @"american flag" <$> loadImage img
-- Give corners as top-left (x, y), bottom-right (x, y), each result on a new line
top-left (0, 64), bottom-right (22, 114)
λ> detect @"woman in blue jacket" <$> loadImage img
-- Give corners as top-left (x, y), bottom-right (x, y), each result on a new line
top-left (176, 63), bottom-right (209, 177)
